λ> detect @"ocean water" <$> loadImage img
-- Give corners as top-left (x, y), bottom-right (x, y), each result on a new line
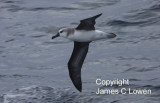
top-left (0, 0), bottom-right (160, 103)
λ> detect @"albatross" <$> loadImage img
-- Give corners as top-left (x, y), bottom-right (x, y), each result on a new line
top-left (52, 13), bottom-right (116, 92)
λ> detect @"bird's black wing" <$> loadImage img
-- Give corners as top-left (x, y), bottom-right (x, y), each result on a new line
top-left (68, 41), bottom-right (90, 92)
top-left (76, 13), bottom-right (102, 31)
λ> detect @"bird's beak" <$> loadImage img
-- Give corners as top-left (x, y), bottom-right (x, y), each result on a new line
top-left (52, 33), bottom-right (60, 39)
top-left (108, 33), bottom-right (116, 38)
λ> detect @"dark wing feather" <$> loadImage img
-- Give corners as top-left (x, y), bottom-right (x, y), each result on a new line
top-left (76, 13), bottom-right (102, 30)
top-left (68, 42), bottom-right (90, 92)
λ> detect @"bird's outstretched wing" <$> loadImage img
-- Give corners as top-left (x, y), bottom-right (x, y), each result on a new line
top-left (76, 13), bottom-right (102, 30)
top-left (68, 41), bottom-right (90, 92)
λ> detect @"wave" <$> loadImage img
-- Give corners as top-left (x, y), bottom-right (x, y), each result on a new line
top-left (1, 85), bottom-right (101, 103)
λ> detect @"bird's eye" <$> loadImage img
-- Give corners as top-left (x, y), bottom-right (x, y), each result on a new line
top-left (60, 30), bottom-right (63, 33)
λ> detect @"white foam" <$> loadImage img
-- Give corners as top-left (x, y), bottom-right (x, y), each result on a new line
top-left (3, 93), bottom-right (28, 103)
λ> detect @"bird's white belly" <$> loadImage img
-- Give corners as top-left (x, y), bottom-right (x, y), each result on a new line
top-left (68, 30), bottom-right (109, 42)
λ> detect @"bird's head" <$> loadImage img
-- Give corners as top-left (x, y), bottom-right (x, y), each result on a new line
top-left (52, 28), bottom-right (68, 39)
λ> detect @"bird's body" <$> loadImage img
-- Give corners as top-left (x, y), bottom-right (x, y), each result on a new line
top-left (67, 30), bottom-right (112, 42)
top-left (52, 13), bottom-right (116, 92)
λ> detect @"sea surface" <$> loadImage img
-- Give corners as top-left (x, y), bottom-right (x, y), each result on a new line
top-left (0, 0), bottom-right (160, 103)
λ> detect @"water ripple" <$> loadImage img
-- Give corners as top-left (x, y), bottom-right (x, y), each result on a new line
top-left (1, 86), bottom-right (102, 103)
top-left (148, 3), bottom-right (160, 11)
top-left (106, 20), bottom-right (146, 26)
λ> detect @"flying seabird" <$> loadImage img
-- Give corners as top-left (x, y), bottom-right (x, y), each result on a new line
top-left (52, 13), bottom-right (116, 92)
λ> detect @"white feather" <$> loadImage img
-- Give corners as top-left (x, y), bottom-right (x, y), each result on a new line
top-left (67, 30), bottom-right (112, 42)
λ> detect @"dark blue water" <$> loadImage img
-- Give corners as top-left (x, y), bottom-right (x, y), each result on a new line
top-left (0, 0), bottom-right (160, 103)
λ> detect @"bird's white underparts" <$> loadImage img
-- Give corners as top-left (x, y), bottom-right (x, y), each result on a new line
top-left (54, 28), bottom-right (116, 42)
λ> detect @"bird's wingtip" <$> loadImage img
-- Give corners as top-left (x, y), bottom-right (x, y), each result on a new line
top-left (77, 86), bottom-right (82, 92)
top-left (71, 78), bottom-right (82, 92)
top-left (69, 70), bottom-right (82, 92)
top-left (94, 13), bottom-right (103, 19)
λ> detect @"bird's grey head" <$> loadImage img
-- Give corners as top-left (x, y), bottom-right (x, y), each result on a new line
top-left (52, 28), bottom-right (70, 39)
